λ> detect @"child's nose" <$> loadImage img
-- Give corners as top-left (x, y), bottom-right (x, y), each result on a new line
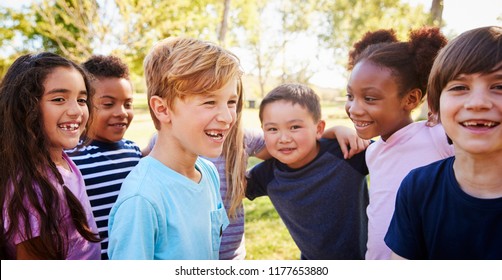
top-left (464, 89), bottom-right (492, 111)
top-left (279, 131), bottom-right (292, 143)
top-left (67, 100), bottom-right (84, 117)
top-left (114, 105), bottom-right (128, 117)
top-left (216, 106), bottom-right (234, 124)
top-left (347, 99), bottom-right (364, 116)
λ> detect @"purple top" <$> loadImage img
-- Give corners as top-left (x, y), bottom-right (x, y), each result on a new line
top-left (3, 153), bottom-right (100, 259)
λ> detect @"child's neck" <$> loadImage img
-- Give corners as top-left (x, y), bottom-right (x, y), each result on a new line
top-left (453, 151), bottom-right (502, 199)
top-left (149, 136), bottom-right (201, 183)
top-left (51, 150), bottom-right (71, 171)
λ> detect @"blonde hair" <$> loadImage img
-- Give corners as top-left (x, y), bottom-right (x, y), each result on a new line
top-left (223, 82), bottom-right (246, 218)
top-left (144, 37), bottom-right (243, 129)
top-left (143, 37), bottom-right (246, 218)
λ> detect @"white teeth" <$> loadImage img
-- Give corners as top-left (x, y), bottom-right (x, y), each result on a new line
top-left (59, 123), bottom-right (79, 131)
top-left (206, 131), bottom-right (223, 139)
top-left (354, 121), bottom-right (371, 127)
top-left (462, 121), bottom-right (496, 127)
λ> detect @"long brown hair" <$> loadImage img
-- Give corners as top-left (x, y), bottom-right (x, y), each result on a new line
top-left (0, 52), bottom-right (100, 259)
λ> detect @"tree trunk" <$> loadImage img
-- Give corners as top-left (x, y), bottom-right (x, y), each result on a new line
top-left (429, 0), bottom-right (444, 26)
top-left (218, 0), bottom-right (231, 46)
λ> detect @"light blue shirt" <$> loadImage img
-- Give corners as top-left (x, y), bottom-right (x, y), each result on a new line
top-left (108, 156), bottom-right (229, 260)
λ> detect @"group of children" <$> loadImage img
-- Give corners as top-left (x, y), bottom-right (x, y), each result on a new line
top-left (1, 25), bottom-right (500, 260)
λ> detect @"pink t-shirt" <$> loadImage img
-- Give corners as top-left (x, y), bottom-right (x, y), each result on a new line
top-left (365, 121), bottom-right (454, 260)
top-left (3, 153), bottom-right (100, 259)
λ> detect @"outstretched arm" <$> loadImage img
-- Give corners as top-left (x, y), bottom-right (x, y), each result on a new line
top-left (322, 125), bottom-right (370, 159)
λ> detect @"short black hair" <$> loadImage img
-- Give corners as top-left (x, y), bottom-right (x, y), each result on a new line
top-left (82, 55), bottom-right (130, 80)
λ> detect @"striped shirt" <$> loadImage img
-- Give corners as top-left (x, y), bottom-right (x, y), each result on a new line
top-left (66, 139), bottom-right (142, 259)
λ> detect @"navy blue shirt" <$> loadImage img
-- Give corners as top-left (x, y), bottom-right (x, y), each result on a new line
top-left (246, 138), bottom-right (369, 259)
top-left (385, 156), bottom-right (502, 259)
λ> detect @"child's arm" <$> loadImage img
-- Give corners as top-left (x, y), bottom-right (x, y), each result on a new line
top-left (253, 146), bottom-right (270, 160)
top-left (425, 111), bottom-right (439, 127)
top-left (245, 161), bottom-right (274, 200)
top-left (322, 125), bottom-right (370, 159)
top-left (141, 133), bottom-right (158, 157)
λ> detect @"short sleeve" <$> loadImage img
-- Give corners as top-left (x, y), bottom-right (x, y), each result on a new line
top-left (108, 196), bottom-right (158, 260)
top-left (245, 160), bottom-right (275, 200)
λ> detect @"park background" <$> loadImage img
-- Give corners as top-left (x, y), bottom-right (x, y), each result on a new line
top-left (1, 0), bottom-right (501, 260)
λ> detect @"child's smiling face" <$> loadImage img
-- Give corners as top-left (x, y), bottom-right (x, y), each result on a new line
top-left (40, 66), bottom-right (89, 161)
top-left (261, 100), bottom-right (325, 169)
top-left (90, 77), bottom-right (134, 143)
top-left (168, 78), bottom-right (239, 159)
top-left (345, 60), bottom-right (414, 141)
top-left (440, 70), bottom-right (502, 156)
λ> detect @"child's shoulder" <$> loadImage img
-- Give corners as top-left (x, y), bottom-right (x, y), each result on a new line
top-left (401, 156), bottom-right (454, 196)
top-left (66, 138), bottom-right (141, 158)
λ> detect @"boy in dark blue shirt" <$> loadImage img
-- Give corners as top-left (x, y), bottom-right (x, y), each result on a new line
top-left (246, 83), bottom-right (369, 259)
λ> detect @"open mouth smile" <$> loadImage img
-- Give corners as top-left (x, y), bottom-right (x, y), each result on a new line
top-left (205, 130), bottom-right (225, 140)
top-left (58, 122), bottom-right (80, 131)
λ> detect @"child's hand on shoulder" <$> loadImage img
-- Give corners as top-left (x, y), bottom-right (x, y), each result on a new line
top-left (425, 111), bottom-right (439, 127)
top-left (322, 125), bottom-right (370, 159)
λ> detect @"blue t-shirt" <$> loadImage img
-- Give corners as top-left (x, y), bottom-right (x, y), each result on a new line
top-left (246, 138), bottom-right (369, 260)
top-left (108, 156), bottom-right (229, 260)
top-left (66, 138), bottom-right (142, 259)
top-left (385, 156), bottom-right (502, 259)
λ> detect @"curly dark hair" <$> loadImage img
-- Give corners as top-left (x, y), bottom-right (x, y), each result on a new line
top-left (348, 27), bottom-right (447, 101)
top-left (0, 52), bottom-right (100, 259)
top-left (82, 55), bottom-right (130, 80)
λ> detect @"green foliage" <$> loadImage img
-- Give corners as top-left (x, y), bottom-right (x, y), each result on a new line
top-left (0, 0), bottom-right (106, 63)
top-left (317, 0), bottom-right (430, 65)
top-left (1, 0), bottom-right (433, 89)
top-left (114, 0), bottom-right (222, 75)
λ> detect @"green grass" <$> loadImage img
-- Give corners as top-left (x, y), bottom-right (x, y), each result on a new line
top-left (125, 94), bottom-right (351, 259)
top-left (244, 197), bottom-right (301, 259)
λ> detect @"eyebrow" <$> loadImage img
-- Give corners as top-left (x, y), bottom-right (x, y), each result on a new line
top-left (99, 95), bottom-right (117, 99)
top-left (263, 119), bottom-right (305, 126)
top-left (491, 73), bottom-right (502, 80)
top-left (46, 88), bottom-right (70, 94)
top-left (46, 88), bottom-right (87, 96)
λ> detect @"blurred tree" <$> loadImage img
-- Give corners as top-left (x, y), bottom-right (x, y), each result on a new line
top-left (429, 0), bottom-right (444, 27)
top-left (218, 0), bottom-right (231, 46)
top-left (0, 0), bottom-right (109, 63)
top-left (113, 0), bottom-right (221, 75)
top-left (234, 0), bottom-right (317, 97)
top-left (316, 0), bottom-right (430, 67)
top-left (34, 0), bottom-right (99, 62)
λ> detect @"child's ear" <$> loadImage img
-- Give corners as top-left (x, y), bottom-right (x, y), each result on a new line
top-left (316, 120), bottom-right (326, 139)
top-left (150, 96), bottom-right (172, 123)
top-left (403, 89), bottom-right (422, 111)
